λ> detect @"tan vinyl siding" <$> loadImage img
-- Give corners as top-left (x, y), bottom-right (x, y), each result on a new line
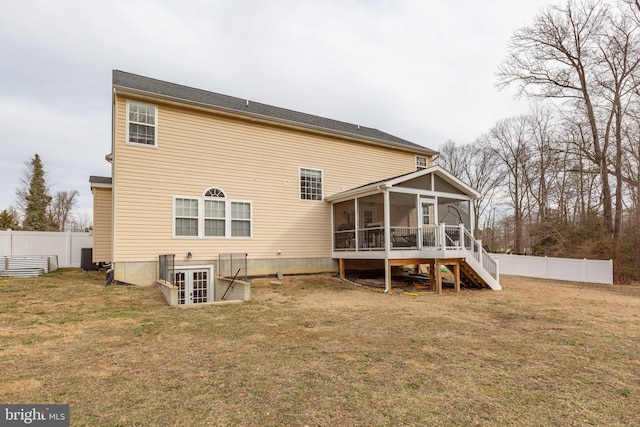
top-left (92, 186), bottom-right (112, 262)
top-left (113, 94), bottom-right (433, 264)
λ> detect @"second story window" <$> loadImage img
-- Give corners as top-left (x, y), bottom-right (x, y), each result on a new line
top-left (127, 101), bottom-right (157, 146)
top-left (416, 156), bottom-right (428, 170)
top-left (300, 168), bottom-right (323, 201)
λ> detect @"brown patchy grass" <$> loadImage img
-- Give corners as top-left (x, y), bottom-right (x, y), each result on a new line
top-left (1, 269), bottom-right (639, 426)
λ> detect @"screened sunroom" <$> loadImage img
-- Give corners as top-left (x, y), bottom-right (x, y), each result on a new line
top-left (326, 165), bottom-right (500, 292)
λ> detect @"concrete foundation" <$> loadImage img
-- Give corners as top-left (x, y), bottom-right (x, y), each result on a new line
top-left (115, 257), bottom-right (338, 286)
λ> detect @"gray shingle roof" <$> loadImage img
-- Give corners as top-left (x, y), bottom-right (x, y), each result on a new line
top-left (89, 176), bottom-right (112, 185)
top-left (113, 70), bottom-right (437, 155)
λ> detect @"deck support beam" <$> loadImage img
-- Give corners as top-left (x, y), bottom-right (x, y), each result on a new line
top-left (434, 260), bottom-right (442, 294)
top-left (388, 257), bottom-right (465, 294)
top-left (453, 260), bottom-right (461, 292)
top-left (338, 257), bottom-right (472, 293)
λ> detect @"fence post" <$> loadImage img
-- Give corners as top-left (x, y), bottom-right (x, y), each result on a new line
top-left (583, 258), bottom-right (587, 283)
top-left (66, 231), bottom-right (72, 268)
top-left (545, 255), bottom-right (548, 280)
top-left (609, 259), bottom-right (613, 284)
top-left (6, 229), bottom-right (12, 257)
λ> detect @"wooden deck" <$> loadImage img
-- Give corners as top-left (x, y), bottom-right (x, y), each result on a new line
top-left (338, 256), bottom-right (491, 294)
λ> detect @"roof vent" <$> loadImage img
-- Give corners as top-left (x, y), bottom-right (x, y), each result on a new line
top-left (246, 99), bottom-right (249, 107)
top-left (357, 125), bottom-right (360, 130)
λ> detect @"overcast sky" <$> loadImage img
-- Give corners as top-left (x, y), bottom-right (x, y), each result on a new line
top-left (0, 0), bottom-right (554, 218)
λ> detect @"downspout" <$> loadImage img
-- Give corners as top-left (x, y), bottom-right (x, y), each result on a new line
top-left (383, 188), bottom-right (391, 293)
top-left (110, 88), bottom-right (116, 266)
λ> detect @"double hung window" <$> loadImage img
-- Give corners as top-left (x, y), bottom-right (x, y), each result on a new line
top-left (416, 156), bottom-right (428, 170)
top-left (231, 202), bottom-right (251, 237)
top-left (175, 198), bottom-right (198, 237)
top-left (127, 101), bottom-right (157, 146)
top-left (204, 200), bottom-right (225, 237)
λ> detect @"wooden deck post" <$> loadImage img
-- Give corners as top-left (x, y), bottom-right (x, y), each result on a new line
top-left (429, 261), bottom-right (435, 292)
top-left (434, 260), bottom-right (442, 295)
top-left (339, 258), bottom-right (345, 279)
top-left (453, 261), bottom-right (460, 293)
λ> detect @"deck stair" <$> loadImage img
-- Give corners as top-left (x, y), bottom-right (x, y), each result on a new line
top-left (440, 225), bottom-right (501, 290)
top-left (459, 261), bottom-right (485, 289)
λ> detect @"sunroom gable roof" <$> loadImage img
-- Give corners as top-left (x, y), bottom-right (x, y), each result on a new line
top-left (325, 165), bottom-right (481, 202)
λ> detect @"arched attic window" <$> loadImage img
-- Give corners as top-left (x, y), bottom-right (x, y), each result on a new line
top-left (203, 187), bottom-right (226, 198)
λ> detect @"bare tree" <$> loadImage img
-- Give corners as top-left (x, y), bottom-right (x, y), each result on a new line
top-left (437, 140), bottom-right (506, 237)
top-left (50, 190), bottom-right (79, 231)
top-left (596, 7), bottom-right (640, 236)
top-left (437, 139), bottom-right (473, 178)
top-left (480, 116), bottom-right (536, 254)
top-left (527, 105), bottom-right (560, 222)
top-left (497, 0), bottom-right (616, 237)
top-left (69, 211), bottom-right (93, 232)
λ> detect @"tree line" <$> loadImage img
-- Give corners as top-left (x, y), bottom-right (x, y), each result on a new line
top-left (0, 154), bottom-right (90, 232)
top-left (438, 0), bottom-right (640, 281)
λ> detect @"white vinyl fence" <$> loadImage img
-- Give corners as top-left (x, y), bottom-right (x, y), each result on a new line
top-left (0, 229), bottom-right (93, 268)
top-left (493, 253), bottom-right (613, 285)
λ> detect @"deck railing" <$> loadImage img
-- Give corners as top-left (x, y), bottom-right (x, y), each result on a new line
top-left (334, 224), bottom-right (498, 276)
top-left (358, 227), bottom-right (385, 250)
top-left (462, 227), bottom-right (498, 279)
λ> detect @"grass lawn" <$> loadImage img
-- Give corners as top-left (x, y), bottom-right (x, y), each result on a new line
top-left (1, 269), bottom-right (639, 426)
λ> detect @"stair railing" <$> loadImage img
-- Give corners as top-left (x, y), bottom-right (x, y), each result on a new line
top-left (461, 227), bottom-right (498, 279)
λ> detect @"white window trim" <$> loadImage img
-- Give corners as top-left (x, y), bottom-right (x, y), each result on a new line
top-left (416, 156), bottom-right (428, 170)
top-left (203, 198), bottom-right (226, 238)
top-left (173, 195), bottom-right (253, 239)
top-left (229, 200), bottom-right (253, 239)
top-left (126, 100), bottom-right (158, 148)
top-left (173, 196), bottom-right (199, 238)
top-left (299, 167), bottom-right (324, 202)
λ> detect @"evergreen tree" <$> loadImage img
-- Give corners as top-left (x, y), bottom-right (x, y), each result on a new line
top-left (22, 154), bottom-right (52, 231)
top-left (0, 209), bottom-right (19, 230)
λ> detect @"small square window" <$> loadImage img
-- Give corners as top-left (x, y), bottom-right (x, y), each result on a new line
top-left (300, 168), bottom-right (323, 201)
top-left (416, 156), bottom-right (428, 170)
